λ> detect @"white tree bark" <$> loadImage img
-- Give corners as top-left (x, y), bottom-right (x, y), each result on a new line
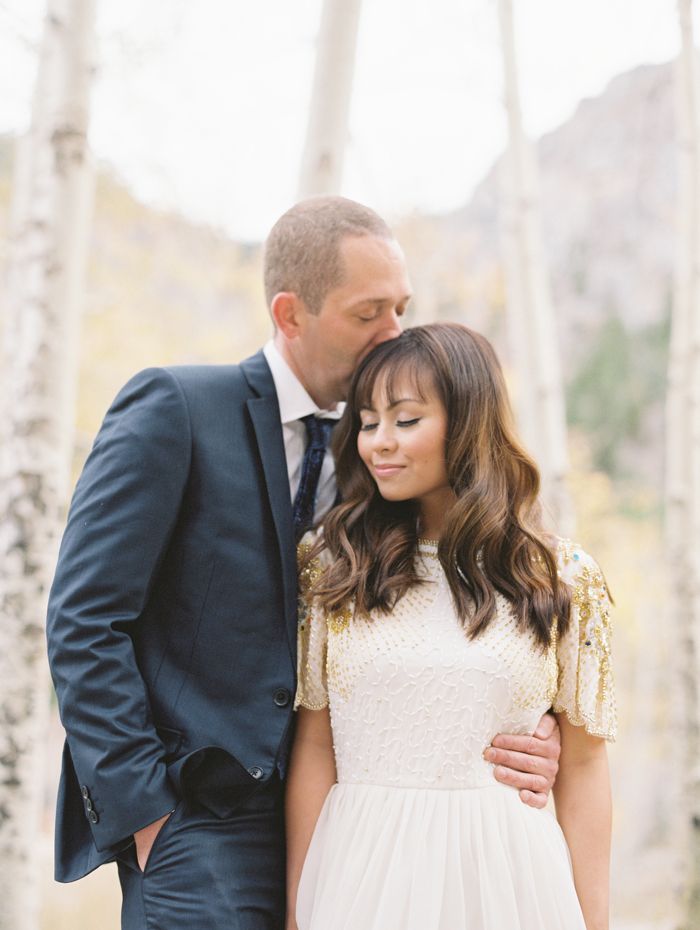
top-left (297, 0), bottom-right (363, 199)
top-left (669, 3), bottom-right (700, 926)
top-left (497, 0), bottom-right (575, 536)
top-left (0, 1), bottom-right (96, 926)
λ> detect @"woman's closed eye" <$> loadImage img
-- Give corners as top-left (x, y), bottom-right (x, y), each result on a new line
top-left (360, 417), bottom-right (420, 431)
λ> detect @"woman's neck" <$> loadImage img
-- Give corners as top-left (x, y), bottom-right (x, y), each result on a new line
top-left (418, 487), bottom-right (456, 541)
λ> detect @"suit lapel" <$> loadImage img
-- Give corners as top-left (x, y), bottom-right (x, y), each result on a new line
top-left (240, 352), bottom-right (297, 654)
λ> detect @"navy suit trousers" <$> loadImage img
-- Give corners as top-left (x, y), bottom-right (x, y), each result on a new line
top-left (117, 775), bottom-right (285, 930)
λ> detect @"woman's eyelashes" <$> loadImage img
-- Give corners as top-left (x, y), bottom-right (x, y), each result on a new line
top-left (358, 416), bottom-right (421, 432)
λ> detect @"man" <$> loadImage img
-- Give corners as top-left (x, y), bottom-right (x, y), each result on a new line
top-left (47, 196), bottom-right (560, 929)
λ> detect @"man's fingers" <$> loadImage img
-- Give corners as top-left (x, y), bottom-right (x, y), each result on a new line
top-left (492, 763), bottom-right (551, 794)
top-left (487, 716), bottom-right (560, 804)
top-left (491, 732), bottom-right (548, 756)
top-left (484, 746), bottom-right (557, 780)
top-left (518, 789), bottom-right (548, 810)
top-left (491, 730), bottom-right (560, 761)
top-left (532, 712), bottom-right (557, 740)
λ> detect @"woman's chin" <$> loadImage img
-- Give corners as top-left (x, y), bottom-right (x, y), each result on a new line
top-left (376, 488), bottom-right (412, 503)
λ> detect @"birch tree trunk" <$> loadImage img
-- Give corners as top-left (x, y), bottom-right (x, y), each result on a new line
top-left (497, 0), bottom-right (575, 536)
top-left (669, 3), bottom-right (700, 925)
top-left (0, 1), bottom-right (97, 926)
top-left (297, 0), bottom-right (363, 199)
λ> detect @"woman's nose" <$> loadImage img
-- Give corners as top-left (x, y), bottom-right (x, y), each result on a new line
top-left (373, 423), bottom-right (397, 451)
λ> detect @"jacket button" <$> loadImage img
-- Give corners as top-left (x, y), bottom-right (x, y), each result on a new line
top-left (85, 799), bottom-right (93, 812)
top-left (81, 785), bottom-right (89, 799)
top-left (248, 766), bottom-right (264, 780)
top-left (273, 688), bottom-right (290, 707)
top-left (88, 810), bottom-right (99, 824)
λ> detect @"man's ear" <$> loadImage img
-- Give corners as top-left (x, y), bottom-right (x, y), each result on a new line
top-left (270, 292), bottom-right (307, 339)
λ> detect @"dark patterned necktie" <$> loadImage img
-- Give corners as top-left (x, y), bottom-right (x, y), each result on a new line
top-left (293, 415), bottom-right (335, 541)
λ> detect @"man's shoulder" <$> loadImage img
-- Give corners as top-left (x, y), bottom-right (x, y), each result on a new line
top-left (162, 362), bottom-right (246, 392)
top-left (106, 353), bottom-right (276, 431)
top-left (122, 350), bottom-right (272, 400)
top-left (164, 349), bottom-right (272, 396)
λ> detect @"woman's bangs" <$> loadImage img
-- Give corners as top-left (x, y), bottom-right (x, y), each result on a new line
top-left (353, 350), bottom-right (431, 414)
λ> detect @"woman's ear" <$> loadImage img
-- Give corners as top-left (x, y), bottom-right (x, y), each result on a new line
top-left (270, 292), bottom-right (307, 339)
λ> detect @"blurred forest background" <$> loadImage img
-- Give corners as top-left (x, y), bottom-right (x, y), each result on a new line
top-left (1, 59), bottom-right (674, 928)
top-left (0, 1), bottom-right (688, 928)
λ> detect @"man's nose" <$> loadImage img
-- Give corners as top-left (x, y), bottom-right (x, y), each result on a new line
top-left (385, 308), bottom-right (403, 339)
top-left (374, 309), bottom-right (403, 344)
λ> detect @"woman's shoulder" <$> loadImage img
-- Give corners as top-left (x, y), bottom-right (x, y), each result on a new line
top-left (550, 537), bottom-right (615, 740)
top-left (552, 537), bottom-right (612, 645)
top-left (552, 537), bottom-right (606, 587)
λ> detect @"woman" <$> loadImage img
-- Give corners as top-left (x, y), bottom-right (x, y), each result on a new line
top-left (285, 322), bottom-right (614, 930)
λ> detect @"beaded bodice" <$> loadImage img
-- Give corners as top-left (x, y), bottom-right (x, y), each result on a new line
top-left (296, 539), bottom-right (615, 790)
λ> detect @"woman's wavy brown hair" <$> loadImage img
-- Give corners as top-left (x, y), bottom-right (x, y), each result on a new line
top-left (303, 321), bottom-right (571, 645)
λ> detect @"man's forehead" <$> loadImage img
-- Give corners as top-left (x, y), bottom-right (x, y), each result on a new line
top-left (338, 232), bottom-right (405, 263)
top-left (331, 237), bottom-right (411, 300)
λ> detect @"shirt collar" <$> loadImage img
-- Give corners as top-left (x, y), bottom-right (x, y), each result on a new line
top-left (263, 341), bottom-right (344, 424)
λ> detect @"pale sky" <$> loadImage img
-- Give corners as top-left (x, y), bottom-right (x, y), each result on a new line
top-left (0, 0), bottom-right (684, 240)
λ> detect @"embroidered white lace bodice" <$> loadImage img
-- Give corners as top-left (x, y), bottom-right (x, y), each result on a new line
top-left (296, 538), bottom-right (615, 791)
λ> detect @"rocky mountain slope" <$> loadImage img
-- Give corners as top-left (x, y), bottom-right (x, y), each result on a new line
top-left (397, 62), bottom-right (674, 487)
top-left (450, 62), bottom-right (674, 344)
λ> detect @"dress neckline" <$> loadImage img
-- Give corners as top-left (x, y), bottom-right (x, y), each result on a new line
top-left (417, 540), bottom-right (440, 572)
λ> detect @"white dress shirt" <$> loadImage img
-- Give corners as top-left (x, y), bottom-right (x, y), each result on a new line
top-left (263, 341), bottom-right (344, 522)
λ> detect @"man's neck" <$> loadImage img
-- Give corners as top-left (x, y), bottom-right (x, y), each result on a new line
top-left (272, 337), bottom-right (338, 411)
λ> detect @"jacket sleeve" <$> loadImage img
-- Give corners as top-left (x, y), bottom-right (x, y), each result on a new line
top-left (47, 368), bottom-right (191, 850)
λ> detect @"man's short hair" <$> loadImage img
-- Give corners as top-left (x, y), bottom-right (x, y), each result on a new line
top-left (263, 196), bottom-right (394, 315)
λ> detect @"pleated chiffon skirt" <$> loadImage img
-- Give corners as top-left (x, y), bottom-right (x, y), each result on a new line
top-left (296, 782), bottom-right (586, 930)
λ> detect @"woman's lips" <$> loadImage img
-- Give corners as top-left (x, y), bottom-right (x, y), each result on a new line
top-left (373, 463), bottom-right (404, 477)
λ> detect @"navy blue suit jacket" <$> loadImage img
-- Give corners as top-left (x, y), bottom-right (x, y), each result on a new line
top-left (47, 351), bottom-right (298, 882)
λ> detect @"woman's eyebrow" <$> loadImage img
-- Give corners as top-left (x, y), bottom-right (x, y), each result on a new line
top-left (360, 397), bottom-right (422, 414)
top-left (387, 397), bottom-right (422, 408)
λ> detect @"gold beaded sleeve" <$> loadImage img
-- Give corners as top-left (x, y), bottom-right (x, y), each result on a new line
top-left (294, 535), bottom-right (330, 711)
top-left (552, 541), bottom-right (617, 741)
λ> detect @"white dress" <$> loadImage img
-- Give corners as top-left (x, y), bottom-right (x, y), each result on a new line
top-left (295, 539), bottom-right (616, 930)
